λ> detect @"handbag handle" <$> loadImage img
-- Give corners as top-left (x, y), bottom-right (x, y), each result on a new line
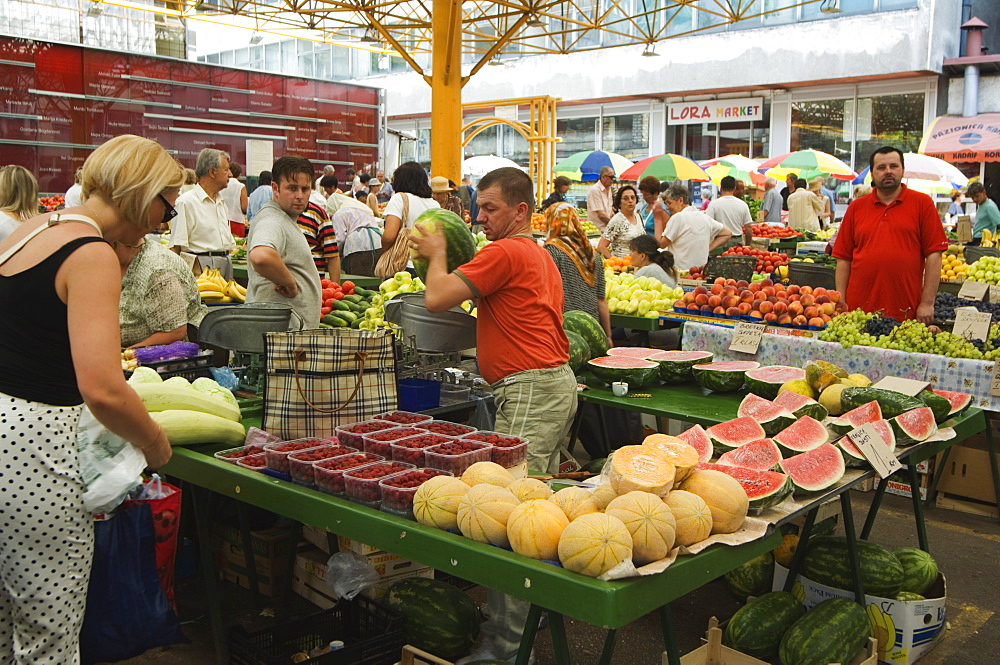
top-left (291, 349), bottom-right (369, 413)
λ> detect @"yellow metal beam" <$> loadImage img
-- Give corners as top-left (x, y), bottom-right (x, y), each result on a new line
top-left (430, 0), bottom-right (464, 183)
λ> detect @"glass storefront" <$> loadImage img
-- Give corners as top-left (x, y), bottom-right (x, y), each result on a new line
top-left (601, 114), bottom-right (649, 161)
top-left (556, 117), bottom-right (600, 160)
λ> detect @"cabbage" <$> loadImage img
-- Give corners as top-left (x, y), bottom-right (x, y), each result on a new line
top-left (162, 376), bottom-right (190, 388)
top-left (192, 377), bottom-right (238, 407)
top-left (127, 367), bottom-right (163, 385)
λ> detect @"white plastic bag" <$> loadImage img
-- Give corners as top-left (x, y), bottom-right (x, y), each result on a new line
top-left (76, 406), bottom-right (146, 514)
top-left (325, 551), bottom-right (380, 600)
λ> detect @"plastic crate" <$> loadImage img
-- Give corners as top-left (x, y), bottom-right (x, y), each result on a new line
top-left (228, 595), bottom-right (403, 665)
top-left (787, 262), bottom-right (836, 290)
top-left (704, 255), bottom-right (756, 282)
top-left (138, 351), bottom-right (215, 381)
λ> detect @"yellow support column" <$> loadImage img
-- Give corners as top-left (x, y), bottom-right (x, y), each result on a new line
top-left (430, 0), bottom-right (463, 184)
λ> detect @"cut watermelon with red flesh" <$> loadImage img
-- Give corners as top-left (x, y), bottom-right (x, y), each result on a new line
top-left (588, 356), bottom-right (660, 388)
top-left (778, 443), bottom-right (846, 493)
top-left (773, 416), bottom-right (831, 456)
top-left (745, 365), bottom-right (807, 400)
top-left (838, 420), bottom-right (896, 468)
top-left (738, 394), bottom-right (796, 437)
top-left (717, 438), bottom-right (783, 471)
top-left (706, 417), bottom-right (767, 455)
top-left (890, 406), bottom-right (938, 447)
top-left (607, 347), bottom-right (660, 360)
top-left (649, 350), bottom-right (714, 384)
top-left (677, 424), bottom-right (713, 463)
top-left (931, 389), bottom-right (973, 417)
top-left (827, 401), bottom-right (883, 436)
top-left (774, 391), bottom-right (829, 421)
top-left (699, 462), bottom-right (793, 511)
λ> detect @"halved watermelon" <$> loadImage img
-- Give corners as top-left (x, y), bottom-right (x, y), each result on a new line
top-left (890, 407), bottom-right (938, 446)
top-left (827, 401), bottom-right (883, 437)
top-left (838, 420), bottom-right (896, 468)
top-left (706, 417), bottom-right (767, 454)
top-left (677, 424), bottom-right (713, 463)
top-left (914, 390), bottom-right (952, 424)
top-left (717, 438), bottom-right (783, 472)
top-left (773, 417), bottom-right (831, 456)
top-left (649, 350), bottom-right (714, 384)
top-left (931, 389), bottom-right (972, 419)
top-left (608, 347), bottom-right (660, 360)
top-left (774, 391), bottom-right (829, 422)
top-left (779, 443), bottom-right (846, 493)
top-left (588, 356), bottom-right (660, 388)
top-left (738, 394), bottom-right (796, 437)
top-left (692, 361), bottom-right (761, 393)
top-left (745, 366), bottom-right (808, 400)
top-left (699, 463), bottom-right (793, 511)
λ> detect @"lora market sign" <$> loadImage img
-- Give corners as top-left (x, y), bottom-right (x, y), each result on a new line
top-left (667, 98), bottom-right (763, 125)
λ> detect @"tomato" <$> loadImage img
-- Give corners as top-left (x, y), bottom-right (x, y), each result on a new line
top-left (321, 306), bottom-right (332, 316)
top-left (332, 291), bottom-right (345, 300)
top-left (321, 288), bottom-right (336, 300)
top-left (342, 280), bottom-right (355, 292)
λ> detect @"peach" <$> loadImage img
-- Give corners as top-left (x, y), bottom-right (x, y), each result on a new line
top-left (778, 314), bottom-right (793, 324)
top-left (804, 306), bottom-right (820, 319)
top-left (762, 286), bottom-right (776, 297)
top-left (787, 285), bottom-right (800, 295)
top-left (808, 317), bottom-right (825, 327)
top-left (723, 286), bottom-right (737, 297)
top-left (788, 301), bottom-right (804, 316)
top-left (820, 314), bottom-right (832, 323)
top-left (708, 294), bottom-right (723, 308)
top-left (714, 306), bottom-right (726, 314)
top-left (722, 295), bottom-right (740, 309)
top-left (773, 302), bottom-right (789, 315)
top-left (799, 285), bottom-right (813, 296)
top-left (738, 302), bottom-right (753, 315)
top-left (726, 307), bottom-right (741, 317)
top-left (715, 277), bottom-right (726, 285)
top-left (693, 286), bottom-right (708, 296)
top-left (710, 284), bottom-right (724, 295)
top-left (819, 302), bottom-right (836, 316)
top-left (759, 301), bottom-right (774, 315)
top-left (815, 294), bottom-right (831, 304)
top-left (800, 294), bottom-right (816, 307)
top-left (764, 312), bottom-right (778, 322)
top-left (754, 291), bottom-right (768, 301)
top-left (813, 287), bottom-right (828, 297)
top-left (726, 278), bottom-right (738, 287)
top-left (748, 283), bottom-right (761, 292)
top-left (741, 292), bottom-right (756, 304)
top-left (829, 291), bottom-right (843, 304)
top-left (695, 293), bottom-right (710, 306)
top-left (683, 292), bottom-right (697, 303)
top-left (673, 300), bottom-right (687, 310)
top-left (700, 304), bottom-right (713, 313)
top-left (792, 314), bottom-right (808, 325)
top-left (736, 280), bottom-right (750, 289)
top-left (759, 278), bottom-right (773, 287)
top-left (749, 310), bottom-right (764, 319)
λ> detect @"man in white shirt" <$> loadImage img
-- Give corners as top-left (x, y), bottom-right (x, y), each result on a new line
top-left (661, 184), bottom-right (733, 273)
top-left (171, 148), bottom-right (236, 279)
top-left (706, 175), bottom-right (752, 243)
top-left (322, 176), bottom-right (371, 217)
top-left (220, 161), bottom-right (249, 237)
top-left (586, 166), bottom-right (615, 231)
top-left (64, 167), bottom-right (83, 208)
top-left (315, 164), bottom-right (335, 192)
top-left (761, 177), bottom-right (784, 225)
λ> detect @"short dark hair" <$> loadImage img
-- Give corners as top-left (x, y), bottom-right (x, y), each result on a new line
top-left (629, 235), bottom-right (678, 281)
top-left (257, 170), bottom-right (272, 186)
top-left (795, 178), bottom-right (808, 189)
top-left (320, 175), bottom-right (338, 189)
top-left (553, 175), bottom-right (572, 189)
top-left (355, 190), bottom-right (368, 200)
top-left (869, 146), bottom-right (905, 173)
top-left (478, 167), bottom-right (534, 209)
top-left (968, 182), bottom-right (985, 197)
top-left (638, 176), bottom-right (661, 196)
top-left (392, 161), bottom-right (433, 198)
top-left (229, 162), bottom-right (242, 178)
top-left (664, 184), bottom-right (690, 205)
top-left (720, 176), bottom-right (736, 191)
top-left (359, 173), bottom-right (371, 184)
top-left (271, 156), bottom-right (314, 185)
top-left (346, 168), bottom-right (356, 177)
top-left (613, 185), bottom-right (638, 211)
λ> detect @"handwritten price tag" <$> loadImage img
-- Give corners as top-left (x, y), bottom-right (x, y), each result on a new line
top-left (848, 422), bottom-right (902, 479)
top-left (989, 285), bottom-right (1000, 304)
top-left (953, 308), bottom-right (992, 342)
top-left (728, 321), bottom-right (766, 354)
top-left (991, 362), bottom-right (1000, 397)
top-left (958, 280), bottom-right (989, 301)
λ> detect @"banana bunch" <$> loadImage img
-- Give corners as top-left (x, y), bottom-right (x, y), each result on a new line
top-left (982, 229), bottom-right (995, 248)
top-left (197, 268), bottom-right (246, 304)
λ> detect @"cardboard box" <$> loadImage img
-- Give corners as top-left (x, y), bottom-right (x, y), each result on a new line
top-left (773, 565), bottom-right (946, 665)
top-left (301, 524), bottom-right (338, 554)
top-left (935, 493), bottom-right (1000, 518)
top-left (293, 546), bottom-right (434, 605)
top-left (291, 566), bottom-right (338, 609)
top-left (934, 444), bottom-right (1000, 505)
top-left (360, 567), bottom-right (435, 600)
top-left (883, 474), bottom-right (928, 501)
top-left (211, 524), bottom-right (298, 597)
top-left (338, 535), bottom-right (382, 556)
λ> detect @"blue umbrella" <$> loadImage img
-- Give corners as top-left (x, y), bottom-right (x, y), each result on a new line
top-left (552, 150), bottom-right (634, 182)
top-left (853, 167), bottom-right (869, 185)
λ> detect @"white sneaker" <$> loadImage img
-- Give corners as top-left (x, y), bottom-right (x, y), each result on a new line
top-left (454, 636), bottom-right (536, 665)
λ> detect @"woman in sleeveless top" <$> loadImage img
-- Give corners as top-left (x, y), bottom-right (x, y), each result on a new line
top-left (0, 134), bottom-right (178, 664)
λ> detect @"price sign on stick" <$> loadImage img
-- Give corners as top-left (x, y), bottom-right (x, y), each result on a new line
top-left (989, 285), bottom-right (1000, 304)
top-left (848, 423), bottom-right (902, 479)
top-left (953, 309), bottom-right (992, 342)
top-left (991, 362), bottom-right (1000, 397)
top-left (728, 322), bottom-right (766, 354)
top-left (958, 280), bottom-right (989, 301)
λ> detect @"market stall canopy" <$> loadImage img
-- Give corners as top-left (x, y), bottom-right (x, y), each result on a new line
top-left (620, 153), bottom-right (709, 182)
top-left (699, 155), bottom-right (762, 172)
top-left (553, 151), bottom-right (634, 182)
top-left (758, 149), bottom-right (857, 181)
top-left (919, 114), bottom-right (1000, 162)
top-left (462, 155), bottom-right (521, 178)
top-left (704, 164), bottom-right (766, 187)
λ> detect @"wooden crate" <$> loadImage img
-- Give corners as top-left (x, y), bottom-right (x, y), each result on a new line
top-left (396, 644), bottom-right (454, 665)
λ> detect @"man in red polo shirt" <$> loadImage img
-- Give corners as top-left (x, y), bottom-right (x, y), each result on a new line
top-left (833, 147), bottom-right (948, 322)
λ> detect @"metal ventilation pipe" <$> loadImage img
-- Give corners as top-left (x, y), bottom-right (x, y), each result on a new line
top-left (961, 17), bottom-right (988, 117)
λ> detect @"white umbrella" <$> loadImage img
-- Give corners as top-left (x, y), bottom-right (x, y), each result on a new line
top-left (698, 154), bottom-right (761, 172)
top-left (903, 153), bottom-right (968, 186)
top-left (461, 155), bottom-right (521, 178)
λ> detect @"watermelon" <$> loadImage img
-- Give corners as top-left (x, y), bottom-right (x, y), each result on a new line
top-left (837, 419), bottom-right (896, 468)
top-left (778, 598), bottom-right (870, 665)
top-left (931, 388), bottom-right (972, 418)
top-left (738, 394), bottom-right (796, 437)
top-left (649, 350), bottom-right (714, 384)
top-left (778, 443), bottom-right (845, 493)
top-left (801, 535), bottom-right (904, 597)
top-left (827, 400), bottom-right (883, 437)
top-left (773, 391), bottom-right (828, 422)
top-left (699, 463), bottom-right (792, 511)
top-left (894, 547), bottom-right (938, 596)
top-left (745, 366), bottom-right (807, 400)
top-left (385, 578), bottom-right (481, 660)
top-left (409, 209), bottom-right (477, 282)
top-left (564, 310), bottom-right (609, 358)
top-left (724, 591), bottom-right (805, 661)
top-left (915, 390), bottom-right (952, 424)
top-left (677, 424), bottom-right (713, 463)
top-left (773, 417), bottom-right (831, 456)
top-left (840, 387), bottom-right (925, 419)
top-left (723, 551), bottom-right (774, 600)
top-left (692, 361), bottom-right (760, 393)
top-left (889, 406), bottom-right (938, 446)
top-left (607, 347), bottom-right (659, 360)
top-left (717, 438), bottom-right (782, 471)
top-left (588, 356), bottom-right (659, 387)
top-left (565, 330), bottom-right (591, 373)
top-left (706, 417), bottom-right (767, 453)
top-left (896, 591), bottom-right (926, 602)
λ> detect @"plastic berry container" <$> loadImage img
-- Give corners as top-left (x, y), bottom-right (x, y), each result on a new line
top-left (374, 410), bottom-right (433, 426)
top-left (288, 445), bottom-right (357, 484)
top-left (415, 420), bottom-right (476, 437)
top-left (263, 438), bottom-right (329, 473)
top-left (463, 431), bottom-right (530, 469)
top-left (214, 447), bottom-right (249, 464)
top-left (390, 433), bottom-right (456, 467)
top-left (335, 420), bottom-right (398, 449)
top-left (343, 461), bottom-right (415, 508)
top-left (379, 468), bottom-right (453, 518)
top-left (313, 452), bottom-right (385, 495)
top-left (424, 440), bottom-right (493, 476)
top-left (361, 427), bottom-right (425, 458)
top-left (236, 453), bottom-right (268, 472)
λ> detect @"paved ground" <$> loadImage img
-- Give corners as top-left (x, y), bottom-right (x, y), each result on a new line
top-left (109, 489), bottom-right (1000, 665)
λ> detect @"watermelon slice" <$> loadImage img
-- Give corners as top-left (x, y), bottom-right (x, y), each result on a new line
top-left (838, 420), bottom-right (896, 468)
top-left (648, 350), bottom-right (714, 384)
top-left (890, 407), bottom-right (938, 446)
top-left (745, 365), bottom-right (808, 400)
top-left (588, 356), bottom-right (660, 388)
top-left (692, 361), bottom-right (761, 393)
top-left (706, 417), bottom-right (767, 454)
top-left (779, 443), bottom-right (846, 493)
top-left (699, 462), bottom-right (793, 511)
top-left (827, 401), bottom-right (883, 437)
top-left (931, 389), bottom-right (972, 418)
top-left (774, 391), bottom-right (829, 422)
top-left (677, 424), bottom-right (713, 463)
top-left (607, 347), bottom-right (660, 360)
top-left (717, 438), bottom-right (783, 471)
top-left (738, 394), bottom-right (796, 437)
top-left (773, 416), bottom-right (832, 456)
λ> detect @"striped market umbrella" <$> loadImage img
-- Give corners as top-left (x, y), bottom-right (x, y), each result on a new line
top-left (552, 150), bottom-right (634, 182)
top-left (704, 164), bottom-right (766, 187)
top-left (758, 149), bottom-right (857, 181)
top-left (619, 153), bottom-right (710, 182)
top-left (764, 166), bottom-right (832, 183)
top-left (855, 168), bottom-right (963, 195)
top-left (699, 154), bottom-right (761, 172)
top-left (854, 154), bottom-right (968, 188)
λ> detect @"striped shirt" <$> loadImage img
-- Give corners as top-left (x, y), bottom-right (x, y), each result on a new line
top-left (296, 201), bottom-right (340, 273)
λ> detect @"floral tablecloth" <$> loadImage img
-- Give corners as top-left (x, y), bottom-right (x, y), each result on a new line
top-left (681, 321), bottom-right (1000, 412)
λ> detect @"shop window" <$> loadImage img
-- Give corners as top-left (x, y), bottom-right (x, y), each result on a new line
top-left (602, 114), bottom-right (648, 161)
top-left (685, 123), bottom-right (718, 163)
top-left (852, 93), bottom-right (924, 170)
top-left (877, 0), bottom-right (918, 9)
top-left (664, 3), bottom-right (696, 36)
top-left (761, 0), bottom-right (799, 26)
top-left (790, 99), bottom-right (852, 164)
top-left (556, 117), bottom-right (599, 160)
top-left (466, 124), bottom-right (499, 159)
top-left (719, 122), bottom-right (752, 159)
top-left (801, 0), bottom-right (874, 20)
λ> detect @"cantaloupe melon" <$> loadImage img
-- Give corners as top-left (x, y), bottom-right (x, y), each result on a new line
top-left (605, 491), bottom-right (677, 565)
top-left (413, 476), bottom-right (470, 531)
top-left (461, 461), bottom-right (514, 488)
top-left (663, 490), bottom-right (713, 547)
top-left (557, 512), bottom-right (633, 578)
top-left (507, 499), bottom-right (569, 560)
top-left (507, 477), bottom-right (553, 502)
top-left (591, 483), bottom-right (619, 511)
top-left (678, 470), bottom-right (749, 535)
top-left (549, 486), bottom-right (601, 521)
top-left (607, 445), bottom-right (676, 497)
top-left (641, 434), bottom-right (700, 483)
top-left (456, 484), bottom-right (520, 547)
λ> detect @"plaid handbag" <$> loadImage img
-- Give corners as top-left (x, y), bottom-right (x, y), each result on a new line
top-left (262, 328), bottom-right (398, 440)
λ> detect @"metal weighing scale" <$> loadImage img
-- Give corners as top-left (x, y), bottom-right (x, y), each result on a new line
top-left (198, 303), bottom-right (293, 393)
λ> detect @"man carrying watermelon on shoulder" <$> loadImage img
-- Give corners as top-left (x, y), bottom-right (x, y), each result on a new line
top-left (411, 167), bottom-right (577, 664)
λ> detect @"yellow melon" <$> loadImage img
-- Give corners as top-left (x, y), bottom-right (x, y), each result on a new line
top-left (557, 512), bottom-right (633, 578)
top-left (605, 491), bottom-right (677, 565)
top-left (461, 461), bottom-right (514, 488)
top-left (591, 483), bottom-right (619, 511)
top-left (412, 476), bottom-right (470, 531)
top-left (641, 434), bottom-right (700, 483)
top-left (607, 445), bottom-right (676, 497)
top-left (507, 499), bottom-right (569, 560)
top-left (663, 490), bottom-right (713, 546)
top-left (456, 484), bottom-right (520, 547)
top-left (549, 486), bottom-right (601, 521)
top-left (678, 470), bottom-right (749, 535)
top-left (508, 477), bottom-right (553, 502)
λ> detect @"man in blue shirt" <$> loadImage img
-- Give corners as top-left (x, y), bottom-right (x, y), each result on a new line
top-left (246, 170), bottom-right (273, 224)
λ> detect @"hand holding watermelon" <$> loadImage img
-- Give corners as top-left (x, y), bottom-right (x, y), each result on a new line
top-left (409, 221), bottom-right (447, 261)
top-left (408, 209), bottom-right (478, 281)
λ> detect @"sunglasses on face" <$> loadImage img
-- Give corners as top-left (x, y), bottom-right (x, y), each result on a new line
top-left (159, 193), bottom-right (178, 225)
